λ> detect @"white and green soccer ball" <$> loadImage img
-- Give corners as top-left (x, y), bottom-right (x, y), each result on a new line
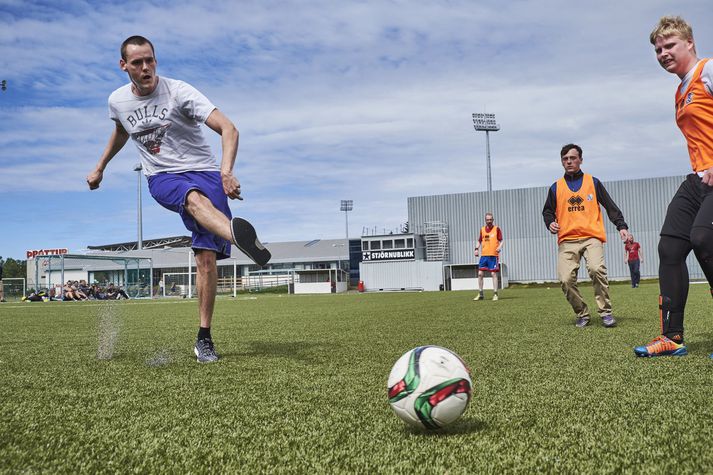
top-left (387, 346), bottom-right (472, 430)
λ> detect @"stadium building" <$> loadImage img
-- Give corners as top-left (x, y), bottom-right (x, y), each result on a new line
top-left (26, 238), bottom-right (355, 298)
top-left (24, 175), bottom-right (707, 297)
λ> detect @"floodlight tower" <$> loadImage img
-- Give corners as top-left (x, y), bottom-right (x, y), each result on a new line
top-left (340, 200), bottom-right (353, 242)
top-left (134, 163), bottom-right (143, 250)
top-left (472, 113), bottom-right (500, 192)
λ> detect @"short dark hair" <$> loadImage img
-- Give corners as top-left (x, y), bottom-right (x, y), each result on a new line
top-left (560, 143), bottom-right (582, 159)
top-left (121, 35), bottom-right (155, 61)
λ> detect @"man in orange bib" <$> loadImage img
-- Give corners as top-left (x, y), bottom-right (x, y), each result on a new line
top-left (634, 16), bottom-right (713, 358)
top-left (543, 144), bottom-right (632, 328)
top-left (473, 212), bottom-right (504, 301)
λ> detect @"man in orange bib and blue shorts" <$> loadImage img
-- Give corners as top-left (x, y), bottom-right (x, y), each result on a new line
top-left (543, 144), bottom-right (632, 328)
top-left (473, 213), bottom-right (504, 301)
top-left (634, 16), bottom-right (713, 357)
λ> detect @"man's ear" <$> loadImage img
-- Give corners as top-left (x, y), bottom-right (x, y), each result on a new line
top-left (119, 59), bottom-right (127, 71)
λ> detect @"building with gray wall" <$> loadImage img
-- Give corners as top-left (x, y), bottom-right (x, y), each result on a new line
top-left (408, 175), bottom-right (705, 283)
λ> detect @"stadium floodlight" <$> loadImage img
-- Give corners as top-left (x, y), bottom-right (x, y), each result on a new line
top-left (339, 200), bottom-right (354, 268)
top-left (472, 113), bottom-right (500, 192)
top-left (134, 163), bottom-right (143, 250)
top-left (340, 200), bottom-right (353, 243)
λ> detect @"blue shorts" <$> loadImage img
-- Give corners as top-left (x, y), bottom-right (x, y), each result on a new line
top-left (478, 256), bottom-right (499, 272)
top-left (148, 170), bottom-right (232, 260)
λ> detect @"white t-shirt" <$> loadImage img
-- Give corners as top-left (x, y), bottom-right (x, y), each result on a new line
top-left (678, 59), bottom-right (713, 96)
top-left (109, 77), bottom-right (219, 176)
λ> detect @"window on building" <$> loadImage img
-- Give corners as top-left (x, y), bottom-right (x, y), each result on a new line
top-left (407, 238), bottom-right (414, 248)
top-left (394, 239), bottom-right (405, 249)
top-left (382, 240), bottom-right (393, 249)
top-left (371, 241), bottom-right (381, 250)
top-left (362, 241), bottom-right (369, 251)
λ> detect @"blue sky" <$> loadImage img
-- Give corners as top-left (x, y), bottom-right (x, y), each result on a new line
top-left (1, 0), bottom-right (711, 260)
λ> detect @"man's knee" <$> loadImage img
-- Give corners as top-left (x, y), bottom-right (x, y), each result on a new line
top-left (659, 236), bottom-right (690, 264)
top-left (587, 263), bottom-right (607, 280)
top-left (184, 190), bottom-right (210, 216)
top-left (691, 228), bottom-right (713, 261)
top-left (194, 251), bottom-right (217, 275)
top-left (558, 270), bottom-right (577, 287)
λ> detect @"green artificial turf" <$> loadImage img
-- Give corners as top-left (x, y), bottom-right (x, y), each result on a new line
top-left (2, 283), bottom-right (713, 473)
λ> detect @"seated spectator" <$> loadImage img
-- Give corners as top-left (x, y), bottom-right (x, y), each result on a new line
top-left (70, 281), bottom-right (89, 301)
top-left (79, 280), bottom-right (91, 297)
top-left (63, 281), bottom-right (79, 301)
top-left (90, 283), bottom-right (107, 300)
top-left (23, 289), bottom-right (49, 302)
top-left (106, 283), bottom-right (129, 300)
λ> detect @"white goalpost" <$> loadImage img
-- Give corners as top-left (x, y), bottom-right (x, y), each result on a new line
top-left (161, 272), bottom-right (197, 298)
top-left (28, 253), bottom-right (153, 300)
top-left (2, 277), bottom-right (26, 301)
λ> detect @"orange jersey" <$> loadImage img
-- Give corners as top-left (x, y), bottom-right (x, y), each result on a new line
top-left (479, 225), bottom-right (501, 256)
top-left (675, 58), bottom-right (713, 172)
top-left (555, 174), bottom-right (606, 244)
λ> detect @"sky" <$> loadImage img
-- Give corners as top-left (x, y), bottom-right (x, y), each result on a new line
top-left (1, 0), bottom-right (711, 260)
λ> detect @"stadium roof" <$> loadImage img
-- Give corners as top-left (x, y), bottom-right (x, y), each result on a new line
top-left (88, 236), bottom-right (192, 251)
top-left (84, 238), bottom-right (351, 267)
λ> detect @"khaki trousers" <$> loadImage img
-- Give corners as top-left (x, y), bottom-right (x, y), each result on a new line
top-left (557, 238), bottom-right (611, 319)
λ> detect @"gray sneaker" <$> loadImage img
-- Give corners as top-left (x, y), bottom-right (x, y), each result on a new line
top-left (602, 314), bottom-right (617, 328)
top-left (575, 317), bottom-right (590, 328)
top-left (194, 338), bottom-right (219, 363)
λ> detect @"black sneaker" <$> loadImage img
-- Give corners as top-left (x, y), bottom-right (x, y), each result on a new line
top-left (231, 217), bottom-right (271, 267)
top-left (194, 338), bottom-right (219, 363)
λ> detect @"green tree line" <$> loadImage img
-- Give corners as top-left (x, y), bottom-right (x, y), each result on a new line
top-left (1, 257), bottom-right (27, 279)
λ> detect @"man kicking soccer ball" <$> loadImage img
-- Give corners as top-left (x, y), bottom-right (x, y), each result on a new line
top-left (87, 35), bottom-right (271, 363)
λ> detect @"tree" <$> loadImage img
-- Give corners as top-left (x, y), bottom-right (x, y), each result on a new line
top-left (0, 257), bottom-right (27, 279)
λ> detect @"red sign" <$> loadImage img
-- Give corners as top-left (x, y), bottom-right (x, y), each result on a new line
top-left (26, 248), bottom-right (69, 259)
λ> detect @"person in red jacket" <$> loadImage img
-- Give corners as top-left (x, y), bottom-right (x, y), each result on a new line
top-left (624, 236), bottom-right (643, 288)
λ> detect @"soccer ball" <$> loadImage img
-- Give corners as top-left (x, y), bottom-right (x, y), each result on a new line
top-left (387, 346), bottom-right (472, 429)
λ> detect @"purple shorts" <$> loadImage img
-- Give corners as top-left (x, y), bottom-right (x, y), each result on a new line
top-left (148, 170), bottom-right (232, 260)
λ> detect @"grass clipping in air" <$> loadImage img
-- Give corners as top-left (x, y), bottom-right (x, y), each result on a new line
top-left (96, 301), bottom-right (120, 360)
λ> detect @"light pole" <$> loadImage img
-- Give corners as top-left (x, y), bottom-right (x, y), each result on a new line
top-left (472, 113), bottom-right (500, 192)
top-left (134, 163), bottom-right (143, 250)
top-left (340, 199), bottom-right (353, 271)
top-left (340, 200), bottom-right (353, 242)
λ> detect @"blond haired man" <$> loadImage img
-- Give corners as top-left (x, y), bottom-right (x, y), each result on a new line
top-left (635, 17), bottom-right (713, 357)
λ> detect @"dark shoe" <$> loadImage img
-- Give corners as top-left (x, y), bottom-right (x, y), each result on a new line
top-left (575, 317), bottom-right (590, 328)
top-left (602, 314), bottom-right (616, 328)
top-left (194, 338), bottom-right (219, 363)
top-left (231, 217), bottom-right (271, 267)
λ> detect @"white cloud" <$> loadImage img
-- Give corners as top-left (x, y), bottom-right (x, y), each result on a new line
top-left (0, 0), bottom-right (711, 258)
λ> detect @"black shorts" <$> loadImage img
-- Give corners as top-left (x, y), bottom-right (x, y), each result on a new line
top-left (660, 173), bottom-right (713, 240)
